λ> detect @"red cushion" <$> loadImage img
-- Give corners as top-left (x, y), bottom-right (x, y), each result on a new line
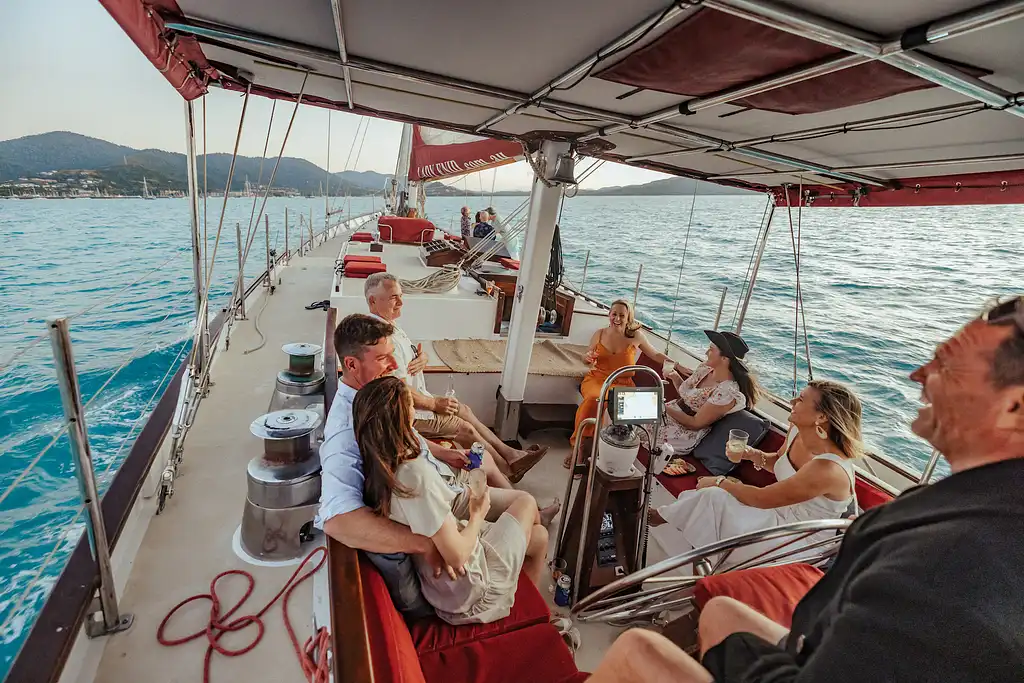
top-left (358, 555), bottom-right (428, 683)
top-left (351, 231), bottom-right (374, 242)
top-left (855, 477), bottom-right (893, 510)
top-left (345, 262), bottom-right (388, 278)
top-left (378, 216), bottom-right (436, 244)
top-left (693, 563), bottom-right (824, 629)
top-left (343, 254), bottom-right (382, 263)
top-left (418, 622), bottom-right (581, 683)
top-left (409, 572), bottom-right (550, 654)
top-left (498, 257), bottom-right (520, 270)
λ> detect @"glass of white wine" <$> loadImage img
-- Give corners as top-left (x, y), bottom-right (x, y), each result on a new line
top-left (726, 429), bottom-right (749, 463)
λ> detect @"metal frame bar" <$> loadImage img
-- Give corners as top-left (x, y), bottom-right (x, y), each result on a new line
top-left (580, 0), bottom-right (1024, 143)
top-left (627, 101), bottom-right (986, 163)
top-left (702, 0), bottom-right (1024, 117)
top-left (161, 16), bottom-right (888, 186)
top-left (328, 0), bottom-right (355, 109)
top-left (183, 101), bottom-right (207, 377)
top-left (47, 318), bottom-right (133, 637)
top-left (473, 2), bottom-right (695, 132)
top-left (712, 151), bottom-right (1024, 178)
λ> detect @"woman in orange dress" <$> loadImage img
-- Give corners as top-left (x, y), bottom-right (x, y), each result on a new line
top-left (565, 299), bottom-right (673, 468)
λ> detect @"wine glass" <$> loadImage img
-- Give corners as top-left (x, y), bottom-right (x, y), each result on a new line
top-left (726, 429), bottom-right (749, 463)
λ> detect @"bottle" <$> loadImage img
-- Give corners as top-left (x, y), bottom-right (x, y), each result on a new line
top-left (445, 373), bottom-right (457, 399)
top-left (468, 442), bottom-right (487, 497)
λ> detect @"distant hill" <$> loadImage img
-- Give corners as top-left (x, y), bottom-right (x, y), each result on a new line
top-left (1, 132), bottom-right (751, 197)
top-left (578, 176), bottom-right (752, 196)
top-left (0, 132), bottom-right (402, 196)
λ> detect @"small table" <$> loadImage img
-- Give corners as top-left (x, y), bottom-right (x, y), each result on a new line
top-left (558, 463), bottom-right (645, 602)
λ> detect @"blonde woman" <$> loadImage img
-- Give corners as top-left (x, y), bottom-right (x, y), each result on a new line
top-left (650, 380), bottom-right (864, 554)
top-left (566, 299), bottom-right (672, 468)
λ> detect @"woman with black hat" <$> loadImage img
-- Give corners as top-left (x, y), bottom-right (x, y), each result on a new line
top-left (661, 330), bottom-right (760, 455)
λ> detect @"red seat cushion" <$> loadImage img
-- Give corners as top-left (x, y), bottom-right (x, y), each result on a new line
top-left (498, 257), bottom-right (520, 270)
top-left (855, 477), bottom-right (893, 510)
top-left (358, 555), bottom-right (428, 683)
top-left (343, 254), bottom-right (382, 263)
top-left (350, 231), bottom-right (374, 242)
top-left (409, 572), bottom-right (550, 655)
top-left (418, 622), bottom-right (581, 683)
top-left (344, 261), bottom-right (388, 278)
top-left (693, 563), bottom-right (824, 629)
top-left (378, 216), bottom-right (436, 244)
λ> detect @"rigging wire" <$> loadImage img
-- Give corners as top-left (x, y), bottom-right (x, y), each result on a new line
top-left (0, 337), bottom-right (190, 635)
top-left (730, 195), bottom-right (773, 329)
top-left (665, 180), bottom-right (699, 348)
top-left (784, 183), bottom-right (814, 396)
top-left (242, 100), bottom-right (277, 265)
top-left (202, 96), bottom-right (209, 287)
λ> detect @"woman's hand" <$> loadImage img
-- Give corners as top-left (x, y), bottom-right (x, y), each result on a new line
top-left (583, 350), bottom-right (598, 366)
top-left (435, 448), bottom-right (470, 470)
top-left (469, 486), bottom-right (491, 520)
top-left (696, 476), bottom-right (722, 490)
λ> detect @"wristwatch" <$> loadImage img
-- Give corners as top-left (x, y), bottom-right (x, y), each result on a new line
top-left (714, 475), bottom-right (726, 487)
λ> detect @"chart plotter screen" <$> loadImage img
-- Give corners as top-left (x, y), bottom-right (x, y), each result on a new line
top-left (609, 387), bottom-right (661, 424)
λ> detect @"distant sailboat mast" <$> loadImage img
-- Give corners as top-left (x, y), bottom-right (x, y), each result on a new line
top-left (142, 176), bottom-right (156, 200)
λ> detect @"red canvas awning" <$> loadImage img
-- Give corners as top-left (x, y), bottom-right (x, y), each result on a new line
top-left (408, 126), bottom-right (523, 182)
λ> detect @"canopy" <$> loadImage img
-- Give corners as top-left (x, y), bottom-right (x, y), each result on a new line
top-left (99, 0), bottom-right (1024, 206)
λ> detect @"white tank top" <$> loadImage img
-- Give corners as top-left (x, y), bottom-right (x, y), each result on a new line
top-left (773, 452), bottom-right (857, 521)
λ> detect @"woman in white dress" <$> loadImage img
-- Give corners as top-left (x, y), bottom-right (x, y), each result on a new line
top-left (650, 380), bottom-right (864, 557)
top-left (661, 330), bottom-right (761, 454)
top-left (355, 376), bottom-right (549, 625)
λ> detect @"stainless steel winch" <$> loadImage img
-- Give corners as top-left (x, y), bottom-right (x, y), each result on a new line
top-left (270, 342), bottom-right (325, 412)
top-left (240, 409), bottom-right (323, 561)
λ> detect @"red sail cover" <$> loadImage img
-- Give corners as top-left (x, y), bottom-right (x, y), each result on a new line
top-left (409, 126), bottom-right (522, 181)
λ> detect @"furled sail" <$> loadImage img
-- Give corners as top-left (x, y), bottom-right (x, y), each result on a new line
top-left (408, 125), bottom-right (523, 181)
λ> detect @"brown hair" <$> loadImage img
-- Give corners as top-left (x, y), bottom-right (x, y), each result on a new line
top-left (334, 314), bottom-right (394, 367)
top-left (808, 379), bottom-right (864, 460)
top-left (728, 357), bottom-right (762, 409)
top-left (353, 376), bottom-right (420, 517)
top-left (610, 299), bottom-right (641, 339)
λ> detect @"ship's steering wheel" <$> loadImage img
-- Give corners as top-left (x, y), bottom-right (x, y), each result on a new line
top-left (571, 518), bottom-right (851, 624)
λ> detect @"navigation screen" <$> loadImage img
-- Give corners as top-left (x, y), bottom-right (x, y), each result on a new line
top-left (611, 387), bottom-right (661, 424)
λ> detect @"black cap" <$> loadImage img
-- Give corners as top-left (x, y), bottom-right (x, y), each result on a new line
top-left (704, 330), bottom-right (749, 360)
top-left (486, 206), bottom-right (496, 214)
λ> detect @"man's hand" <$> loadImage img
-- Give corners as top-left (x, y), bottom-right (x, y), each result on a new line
top-left (421, 542), bottom-right (462, 580)
top-left (434, 447), bottom-right (470, 470)
top-left (696, 476), bottom-right (722, 490)
top-left (433, 396), bottom-right (460, 415)
top-left (407, 343), bottom-right (428, 376)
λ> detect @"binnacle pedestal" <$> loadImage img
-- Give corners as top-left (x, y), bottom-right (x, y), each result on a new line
top-left (241, 409), bottom-right (322, 561)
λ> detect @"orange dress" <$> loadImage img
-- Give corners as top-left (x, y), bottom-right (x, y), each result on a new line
top-left (571, 341), bottom-right (638, 445)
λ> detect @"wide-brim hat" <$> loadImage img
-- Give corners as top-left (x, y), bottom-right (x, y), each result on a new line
top-left (704, 329), bottom-right (750, 361)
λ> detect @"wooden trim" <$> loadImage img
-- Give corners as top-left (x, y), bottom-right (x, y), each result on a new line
top-left (324, 307), bottom-right (339, 415)
top-left (328, 539), bottom-right (375, 683)
top-left (493, 288), bottom-right (506, 334)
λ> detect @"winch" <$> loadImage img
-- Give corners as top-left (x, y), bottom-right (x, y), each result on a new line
top-left (240, 409), bottom-right (322, 561)
top-left (270, 343), bottom-right (325, 412)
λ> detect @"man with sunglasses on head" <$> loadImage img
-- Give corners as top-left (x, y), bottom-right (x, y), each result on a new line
top-left (586, 297), bottom-right (1024, 683)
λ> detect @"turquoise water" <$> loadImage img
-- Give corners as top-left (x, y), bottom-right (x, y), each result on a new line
top-left (0, 193), bottom-right (1021, 674)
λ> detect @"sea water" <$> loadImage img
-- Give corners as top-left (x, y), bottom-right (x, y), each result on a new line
top-left (0, 194), bottom-right (1021, 673)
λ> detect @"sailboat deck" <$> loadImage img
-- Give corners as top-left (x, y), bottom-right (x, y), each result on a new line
top-left (92, 238), bottom-right (344, 683)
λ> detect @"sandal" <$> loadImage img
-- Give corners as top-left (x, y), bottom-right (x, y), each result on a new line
top-left (662, 458), bottom-right (696, 476)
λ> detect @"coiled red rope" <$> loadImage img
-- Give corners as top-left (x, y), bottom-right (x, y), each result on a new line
top-left (157, 546), bottom-right (330, 683)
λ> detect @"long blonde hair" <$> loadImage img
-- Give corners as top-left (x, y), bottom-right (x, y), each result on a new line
top-left (809, 380), bottom-right (864, 460)
top-left (610, 299), bottom-right (641, 339)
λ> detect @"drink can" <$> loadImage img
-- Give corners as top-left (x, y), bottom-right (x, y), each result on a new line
top-left (469, 442), bottom-right (485, 470)
top-left (554, 575), bottom-right (572, 607)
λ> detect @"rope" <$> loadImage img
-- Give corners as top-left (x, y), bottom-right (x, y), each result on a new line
top-left (399, 267), bottom-right (461, 294)
top-left (157, 546), bottom-right (330, 683)
top-left (242, 290), bottom-right (271, 355)
top-left (0, 338), bottom-right (190, 635)
top-left (666, 181), bottom-right (699, 347)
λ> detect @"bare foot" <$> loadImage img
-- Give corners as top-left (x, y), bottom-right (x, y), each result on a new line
top-left (539, 500), bottom-right (561, 527)
top-left (648, 508), bottom-right (667, 528)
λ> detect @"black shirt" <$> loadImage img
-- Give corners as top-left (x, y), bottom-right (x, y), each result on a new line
top-left (703, 458), bottom-right (1024, 683)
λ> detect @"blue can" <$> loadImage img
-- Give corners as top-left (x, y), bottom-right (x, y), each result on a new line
top-left (554, 575), bottom-right (572, 607)
top-left (468, 442), bottom-right (485, 470)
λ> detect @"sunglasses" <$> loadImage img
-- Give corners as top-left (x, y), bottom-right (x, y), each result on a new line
top-left (981, 296), bottom-right (1024, 334)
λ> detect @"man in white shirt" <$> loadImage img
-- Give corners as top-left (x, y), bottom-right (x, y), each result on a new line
top-left (364, 272), bottom-right (549, 486)
top-left (318, 314), bottom-right (553, 571)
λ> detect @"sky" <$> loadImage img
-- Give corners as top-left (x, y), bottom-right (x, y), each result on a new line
top-left (0, 0), bottom-right (671, 191)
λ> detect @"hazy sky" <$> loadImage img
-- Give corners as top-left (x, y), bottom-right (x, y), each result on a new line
top-left (0, 1), bottom-right (670, 191)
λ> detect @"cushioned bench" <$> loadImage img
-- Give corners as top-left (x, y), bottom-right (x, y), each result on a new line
top-left (378, 216), bottom-right (437, 244)
top-left (357, 554), bottom-right (588, 683)
top-left (343, 261), bottom-right (388, 279)
top-left (350, 231), bottom-right (374, 242)
top-left (343, 254), bottom-right (382, 264)
top-left (694, 563), bottom-right (824, 628)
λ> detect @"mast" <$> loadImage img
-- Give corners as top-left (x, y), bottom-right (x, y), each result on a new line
top-left (392, 123), bottom-right (414, 215)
